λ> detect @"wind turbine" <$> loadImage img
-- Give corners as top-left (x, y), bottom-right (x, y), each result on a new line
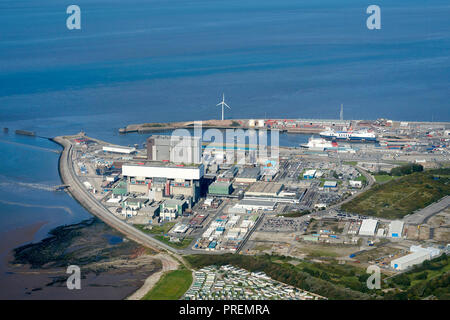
top-left (216, 93), bottom-right (231, 121)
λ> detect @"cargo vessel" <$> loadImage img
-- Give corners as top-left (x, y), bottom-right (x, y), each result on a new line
top-left (15, 129), bottom-right (36, 136)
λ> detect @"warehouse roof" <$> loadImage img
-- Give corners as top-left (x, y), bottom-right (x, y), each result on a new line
top-left (359, 219), bottom-right (378, 236)
top-left (391, 251), bottom-right (430, 266)
top-left (237, 167), bottom-right (260, 179)
top-left (246, 181), bottom-right (283, 196)
top-left (323, 181), bottom-right (337, 188)
top-left (389, 220), bottom-right (404, 237)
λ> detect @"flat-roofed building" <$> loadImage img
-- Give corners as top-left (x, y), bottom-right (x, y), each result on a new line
top-left (303, 169), bottom-right (317, 179)
top-left (235, 167), bottom-right (261, 183)
top-left (234, 199), bottom-right (275, 211)
top-left (245, 181), bottom-right (283, 197)
top-left (103, 145), bottom-right (136, 154)
top-left (358, 219), bottom-right (378, 236)
top-left (391, 251), bottom-right (431, 271)
top-left (160, 199), bottom-right (187, 221)
top-left (389, 220), bottom-right (404, 238)
top-left (208, 181), bottom-right (233, 195)
top-left (349, 180), bottom-right (362, 188)
top-left (122, 162), bottom-right (203, 202)
top-left (323, 181), bottom-right (337, 188)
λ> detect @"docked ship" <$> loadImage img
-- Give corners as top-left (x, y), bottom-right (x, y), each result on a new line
top-left (319, 128), bottom-right (377, 142)
top-left (301, 137), bottom-right (337, 151)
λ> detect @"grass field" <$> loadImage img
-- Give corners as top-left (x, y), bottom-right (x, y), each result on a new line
top-left (374, 174), bottom-right (395, 183)
top-left (142, 269), bottom-right (193, 300)
top-left (135, 222), bottom-right (176, 235)
top-left (154, 235), bottom-right (193, 249)
top-left (135, 223), bottom-right (193, 249)
top-left (341, 169), bottom-right (450, 219)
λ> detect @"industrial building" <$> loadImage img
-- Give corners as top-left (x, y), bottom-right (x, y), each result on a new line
top-left (122, 162), bottom-right (204, 203)
top-left (235, 167), bottom-right (261, 183)
top-left (245, 181), bottom-right (283, 197)
top-left (389, 220), bottom-right (404, 238)
top-left (233, 199), bottom-right (276, 211)
top-left (390, 245), bottom-right (441, 271)
top-left (349, 180), bottom-right (362, 188)
top-left (217, 166), bottom-right (238, 182)
top-left (208, 181), bottom-right (233, 195)
top-left (303, 169), bottom-right (317, 179)
top-left (390, 251), bottom-right (431, 271)
top-left (323, 181), bottom-right (337, 188)
top-left (358, 219), bottom-right (378, 236)
top-left (410, 245), bottom-right (441, 258)
top-left (146, 134), bottom-right (202, 164)
top-left (261, 168), bottom-right (278, 181)
top-left (160, 199), bottom-right (187, 221)
top-left (103, 145), bottom-right (136, 154)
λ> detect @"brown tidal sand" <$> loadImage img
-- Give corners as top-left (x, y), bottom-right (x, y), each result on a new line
top-left (0, 219), bottom-right (162, 300)
top-left (0, 221), bottom-right (49, 299)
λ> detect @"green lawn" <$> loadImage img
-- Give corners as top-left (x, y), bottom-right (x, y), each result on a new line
top-left (135, 223), bottom-right (192, 249)
top-left (142, 269), bottom-right (193, 300)
top-left (374, 174), bottom-right (395, 183)
top-left (154, 235), bottom-right (193, 249)
top-left (355, 174), bottom-right (367, 183)
top-left (341, 168), bottom-right (450, 219)
top-left (135, 222), bottom-right (176, 235)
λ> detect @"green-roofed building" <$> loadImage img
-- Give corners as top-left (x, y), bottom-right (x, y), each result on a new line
top-left (113, 181), bottom-right (128, 196)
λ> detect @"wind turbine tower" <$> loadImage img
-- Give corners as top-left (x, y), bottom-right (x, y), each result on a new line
top-left (216, 93), bottom-right (231, 121)
top-left (340, 104), bottom-right (344, 121)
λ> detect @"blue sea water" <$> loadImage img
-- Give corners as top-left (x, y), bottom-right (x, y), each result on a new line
top-left (0, 0), bottom-right (449, 297)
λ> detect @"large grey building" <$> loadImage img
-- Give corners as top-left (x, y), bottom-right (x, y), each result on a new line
top-left (146, 135), bottom-right (202, 164)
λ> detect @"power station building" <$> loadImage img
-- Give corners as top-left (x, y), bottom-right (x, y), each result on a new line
top-left (146, 135), bottom-right (202, 164)
top-left (122, 162), bottom-right (204, 203)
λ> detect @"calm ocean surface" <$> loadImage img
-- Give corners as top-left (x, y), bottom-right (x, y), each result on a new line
top-left (0, 0), bottom-right (449, 297)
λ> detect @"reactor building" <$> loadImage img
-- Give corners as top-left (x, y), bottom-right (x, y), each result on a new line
top-left (146, 135), bottom-right (202, 164)
top-left (122, 162), bottom-right (204, 205)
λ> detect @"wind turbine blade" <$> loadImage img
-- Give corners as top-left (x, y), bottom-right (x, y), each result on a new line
top-left (216, 103), bottom-right (222, 106)
top-left (224, 103), bottom-right (231, 109)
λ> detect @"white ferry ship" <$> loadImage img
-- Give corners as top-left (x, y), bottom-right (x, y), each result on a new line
top-left (319, 128), bottom-right (377, 142)
top-left (301, 137), bottom-right (337, 151)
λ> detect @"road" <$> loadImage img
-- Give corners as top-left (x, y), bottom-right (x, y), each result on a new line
top-left (403, 195), bottom-right (450, 225)
top-left (319, 165), bottom-right (375, 215)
